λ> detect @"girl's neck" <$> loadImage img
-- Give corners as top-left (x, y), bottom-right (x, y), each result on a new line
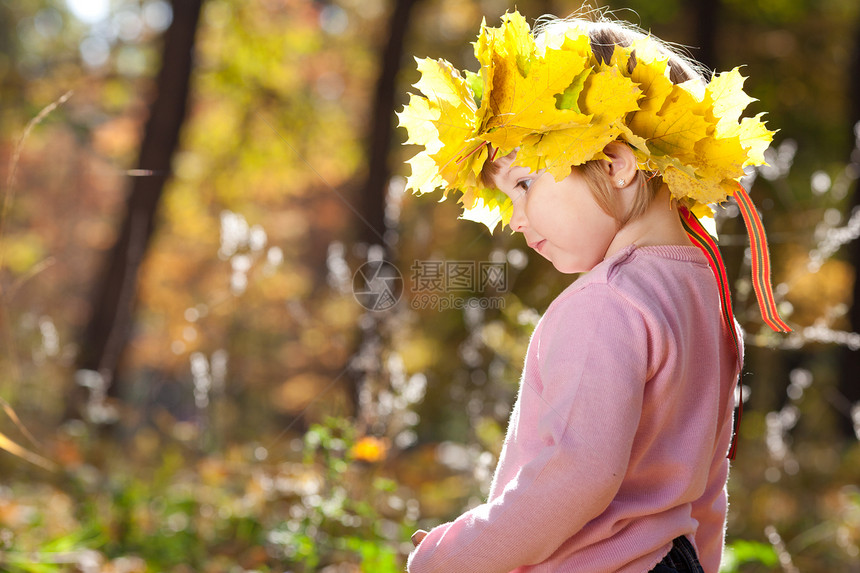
top-left (604, 185), bottom-right (693, 259)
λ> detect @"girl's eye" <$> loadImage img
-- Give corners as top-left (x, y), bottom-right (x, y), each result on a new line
top-left (512, 179), bottom-right (532, 201)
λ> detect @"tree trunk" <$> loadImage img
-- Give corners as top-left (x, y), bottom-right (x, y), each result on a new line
top-left (356, 0), bottom-right (418, 250)
top-left (73, 0), bottom-right (204, 413)
top-left (692, 0), bottom-right (721, 71)
top-left (346, 0), bottom-right (419, 421)
top-left (837, 15), bottom-right (860, 440)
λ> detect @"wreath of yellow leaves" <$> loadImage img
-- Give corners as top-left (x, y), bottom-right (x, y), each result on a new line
top-left (397, 10), bottom-right (775, 233)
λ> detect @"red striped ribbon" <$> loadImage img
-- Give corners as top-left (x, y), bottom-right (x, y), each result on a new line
top-left (732, 184), bottom-right (793, 333)
top-left (679, 189), bottom-right (791, 459)
top-left (679, 207), bottom-right (743, 459)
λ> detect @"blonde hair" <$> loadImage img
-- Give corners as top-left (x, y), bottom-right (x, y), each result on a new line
top-left (481, 10), bottom-right (708, 228)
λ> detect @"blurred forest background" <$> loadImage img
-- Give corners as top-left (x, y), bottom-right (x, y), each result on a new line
top-left (1, 0), bottom-right (859, 571)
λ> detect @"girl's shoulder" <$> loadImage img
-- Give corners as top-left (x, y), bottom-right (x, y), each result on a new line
top-left (558, 243), bottom-right (709, 296)
top-left (545, 243), bottom-right (715, 324)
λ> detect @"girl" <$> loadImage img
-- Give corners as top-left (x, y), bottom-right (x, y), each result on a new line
top-left (397, 10), bottom-right (791, 573)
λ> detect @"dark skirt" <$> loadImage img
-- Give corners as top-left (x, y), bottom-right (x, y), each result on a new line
top-left (648, 535), bottom-right (705, 573)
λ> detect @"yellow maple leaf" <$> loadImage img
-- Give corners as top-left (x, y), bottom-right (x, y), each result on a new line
top-left (455, 142), bottom-right (489, 202)
top-left (630, 68), bottom-right (672, 117)
top-left (601, 40), bottom-right (639, 78)
top-left (472, 18), bottom-right (496, 130)
top-left (704, 67), bottom-right (756, 130)
top-left (720, 113), bottom-right (774, 166)
top-left (473, 16), bottom-right (493, 62)
top-left (617, 123), bottom-right (650, 158)
top-left (665, 161), bottom-right (744, 206)
top-left (663, 166), bottom-right (732, 205)
top-left (404, 151), bottom-right (446, 196)
top-left (622, 43), bottom-right (674, 158)
top-left (482, 21), bottom-right (593, 149)
top-left (692, 134), bottom-right (746, 182)
top-left (678, 78), bottom-right (706, 102)
top-left (461, 190), bottom-right (513, 233)
top-left (500, 10), bottom-right (534, 76)
top-left (629, 82), bottom-right (711, 166)
top-left (515, 115), bottom-right (603, 177)
top-left (628, 36), bottom-right (671, 73)
top-left (397, 92), bottom-right (441, 150)
top-left (517, 65), bottom-right (640, 181)
top-left (702, 68), bottom-right (775, 167)
top-left (580, 65), bottom-right (641, 121)
top-left (409, 58), bottom-right (480, 188)
top-left (691, 202), bottom-right (717, 223)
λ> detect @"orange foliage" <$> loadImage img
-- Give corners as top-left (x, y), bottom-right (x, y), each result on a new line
top-left (351, 435), bottom-right (388, 463)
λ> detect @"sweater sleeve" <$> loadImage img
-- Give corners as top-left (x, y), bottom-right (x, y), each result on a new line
top-left (691, 457), bottom-right (728, 573)
top-left (693, 320), bottom-right (743, 573)
top-left (407, 287), bottom-right (650, 573)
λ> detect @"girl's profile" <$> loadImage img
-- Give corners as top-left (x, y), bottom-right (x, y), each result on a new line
top-left (398, 9), bottom-right (791, 573)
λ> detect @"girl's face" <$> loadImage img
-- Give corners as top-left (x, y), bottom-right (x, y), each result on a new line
top-left (493, 153), bottom-right (619, 274)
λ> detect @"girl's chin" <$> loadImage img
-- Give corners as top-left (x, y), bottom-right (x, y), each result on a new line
top-left (550, 256), bottom-right (597, 274)
top-left (551, 262), bottom-right (584, 274)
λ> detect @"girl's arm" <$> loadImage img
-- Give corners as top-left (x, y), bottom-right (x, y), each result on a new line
top-left (408, 287), bottom-right (649, 573)
top-left (691, 459), bottom-right (729, 573)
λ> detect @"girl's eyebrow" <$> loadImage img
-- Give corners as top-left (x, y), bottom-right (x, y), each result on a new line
top-left (490, 149), bottom-right (521, 188)
top-left (498, 163), bottom-right (529, 187)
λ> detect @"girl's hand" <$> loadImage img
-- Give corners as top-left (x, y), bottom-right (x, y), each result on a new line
top-left (411, 529), bottom-right (428, 547)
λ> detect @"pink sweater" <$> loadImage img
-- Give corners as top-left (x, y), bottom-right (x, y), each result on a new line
top-left (408, 244), bottom-right (742, 573)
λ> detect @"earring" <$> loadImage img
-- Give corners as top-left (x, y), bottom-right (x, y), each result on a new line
top-left (617, 178), bottom-right (626, 186)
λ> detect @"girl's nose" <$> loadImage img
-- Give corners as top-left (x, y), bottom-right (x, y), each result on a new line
top-left (509, 202), bottom-right (527, 232)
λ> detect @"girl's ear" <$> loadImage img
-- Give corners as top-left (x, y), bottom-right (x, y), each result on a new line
top-left (599, 141), bottom-right (638, 188)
